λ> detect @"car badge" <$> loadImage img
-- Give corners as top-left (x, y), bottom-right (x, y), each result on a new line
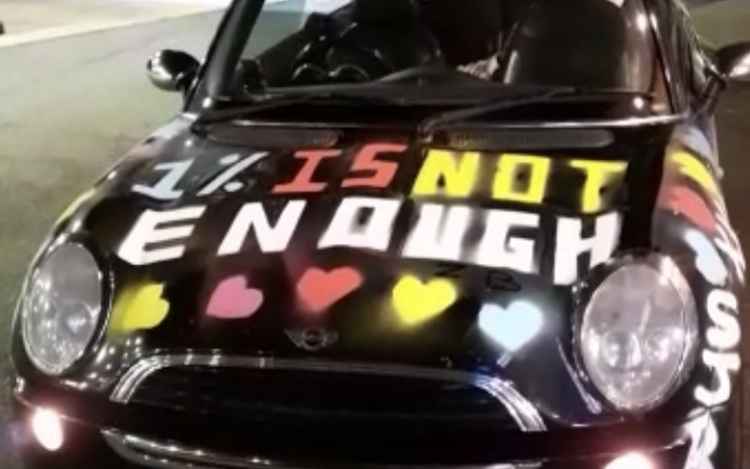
top-left (285, 327), bottom-right (339, 352)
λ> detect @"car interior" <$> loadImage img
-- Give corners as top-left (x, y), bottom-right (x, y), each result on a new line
top-left (239, 0), bottom-right (665, 105)
top-left (244, 0), bottom-right (511, 89)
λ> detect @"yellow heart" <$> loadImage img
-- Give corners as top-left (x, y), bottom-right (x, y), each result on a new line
top-left (392, 276), bottom-right (458, 326)
top-left (110, 283), bottom-right (170, 333)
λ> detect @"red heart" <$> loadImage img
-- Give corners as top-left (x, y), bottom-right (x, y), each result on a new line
top-left (664, 186), bottom-right (716, 233)
top-left (297, 267), bottom-right (364, 313)
top-left (206, 276), bottom-right (264, 319)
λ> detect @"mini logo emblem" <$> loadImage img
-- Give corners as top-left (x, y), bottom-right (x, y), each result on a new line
top-left (285, 328), bottom-right (339, 352)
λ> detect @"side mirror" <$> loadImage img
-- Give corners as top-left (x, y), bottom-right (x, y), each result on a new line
top-left (147, 50), bottom-right (199, 92)
top-left (716, 42), bottom-right (750, 83)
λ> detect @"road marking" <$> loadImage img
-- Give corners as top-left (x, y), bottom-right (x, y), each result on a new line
top-left (0, 0), bottom-right (354, 49)
top-left (116, 0), bottom-right (229, 3)
top-left (0, 7), bottom-right (224, 49)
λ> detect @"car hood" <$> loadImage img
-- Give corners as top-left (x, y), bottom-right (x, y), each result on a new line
top-left (51, 116), bottom-right (678, 426)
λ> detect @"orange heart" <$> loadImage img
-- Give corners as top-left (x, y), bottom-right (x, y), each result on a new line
top-left (297, 267), bottom-right (363, 313)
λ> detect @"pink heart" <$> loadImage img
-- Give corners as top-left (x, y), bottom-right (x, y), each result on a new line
top-left (206, 276), bottom-right (264, 319)
top-left (297, 267), bottom-right (363, 313)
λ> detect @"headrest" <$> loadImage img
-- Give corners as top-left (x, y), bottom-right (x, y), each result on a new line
top-left (353, 0), bottom-right (419, 25)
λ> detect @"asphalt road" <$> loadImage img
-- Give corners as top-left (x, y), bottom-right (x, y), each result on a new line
top-left (0, 11), bottom-right (223, 467)
top-left (0, 4), bottom-right (748, 468)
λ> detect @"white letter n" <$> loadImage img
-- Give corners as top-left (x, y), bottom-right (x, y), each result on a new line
top-left (218, 200), bottom-right (306, 255)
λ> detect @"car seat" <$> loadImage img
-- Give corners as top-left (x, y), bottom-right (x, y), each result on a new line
top-left (418, 0), bottom-right (504, 66)
top-left (499, 0), bottom-right (627, 89)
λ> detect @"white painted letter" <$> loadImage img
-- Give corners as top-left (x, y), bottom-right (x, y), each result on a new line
top-left (132, 160), bottom-right (193, 200)
top-left (402, 204), bottom-right (472, 262)
top-left (118, 206), bottom-right (205, 265)
top-left (706, 289), bottom-right (741, 350)
top-left (475, 209), bottom-right (540, 274)
top-left (218, 200), bottom-right (306, 255)
top-left (553, 212), bottom-right (620, 285)
top-left (318, 197), bottom-right (402, 252)
top-left (695, 350), bottom-right (741, 406)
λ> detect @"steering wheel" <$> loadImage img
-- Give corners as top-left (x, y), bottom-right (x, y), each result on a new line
top-left (290, 16), bottom-right (443, 86)
top-left (290, 36), bottom-right (389, 85)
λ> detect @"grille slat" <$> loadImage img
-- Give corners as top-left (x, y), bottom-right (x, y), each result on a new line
top-left (130, 366), bottom-right (518, 429)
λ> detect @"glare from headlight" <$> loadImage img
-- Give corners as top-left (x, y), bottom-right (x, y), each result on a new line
top-left (31, 408), bottom-right (64, 452)
top-left (579, 256), bottom-right (697, 412)
top-left (22, 243), bottom-right (103, 376)
top-left (606, 452), bottom-right (654, 469)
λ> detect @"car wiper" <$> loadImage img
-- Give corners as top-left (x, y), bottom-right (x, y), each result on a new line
top-left (418, 87), bottom-right (576, 137)
top-left (416, 87), bottom-right (654, 137)
top-left (191, 92), bottom-right (400, 130)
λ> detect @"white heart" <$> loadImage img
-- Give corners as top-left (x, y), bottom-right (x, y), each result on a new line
top-left (686, 229), bottom-right (728, 286)
top-left (479, 301), bottom-right (544, 352)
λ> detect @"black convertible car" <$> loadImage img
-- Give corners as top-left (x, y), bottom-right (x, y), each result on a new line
top-left (10, 0), bottom-right (750, 467)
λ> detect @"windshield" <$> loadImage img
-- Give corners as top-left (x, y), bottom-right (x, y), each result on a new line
top-left (205, 0), bottom-right (670, 114)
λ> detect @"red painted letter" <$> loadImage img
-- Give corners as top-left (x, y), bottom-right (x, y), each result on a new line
top-left (342, 143), bottom-right (407, 189)
top-left (273, 150), bottom-right (341, 193)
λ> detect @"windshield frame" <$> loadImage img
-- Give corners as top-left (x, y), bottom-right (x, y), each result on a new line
top-left (188, 0), bottom-right (679, 121)
top-left (187, 0), bottom-right (264, 112)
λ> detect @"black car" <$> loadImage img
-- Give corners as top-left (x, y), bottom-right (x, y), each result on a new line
top-left (10, 0), bottom-right (750, 468)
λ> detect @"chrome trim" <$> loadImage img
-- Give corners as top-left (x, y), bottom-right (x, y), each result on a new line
top-left (103, 429), bottom-right (540, 469)
top-left (556, 340), bottom-right (602, 416)
top-left (111, 354), bottom-right (546, 432)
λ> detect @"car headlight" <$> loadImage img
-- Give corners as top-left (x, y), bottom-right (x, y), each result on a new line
top-left (21, 243), bottom-right (104, 375)
top-left (578, 255), bottom-right (698, 412)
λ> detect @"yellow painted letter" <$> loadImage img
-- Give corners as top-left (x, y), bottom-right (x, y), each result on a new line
top-left (492, 154), bottom-right (551, 204)
top-left (412, 150), bottom-right (480, 198)
top-left (570, 160), bottom-right (628, 213)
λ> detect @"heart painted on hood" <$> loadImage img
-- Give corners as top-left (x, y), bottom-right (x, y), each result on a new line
top-left (392, 276), bottom-right (457, 325)
top-left (685, 229), bottom-right (728, 286)
top-left (297, 267), bottom-right (364, 313)
top-left (478, 301), bottom-right (543, 352)
top-left (207, 276), bottom-right (264, 319)
top-left (665, 186), bottom-right (716, 233)
top-left (110, 283), bottom-right (170, 333)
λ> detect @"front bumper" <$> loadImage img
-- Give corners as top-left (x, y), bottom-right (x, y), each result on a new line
top-left (10, 376), bottom-right (719, 469)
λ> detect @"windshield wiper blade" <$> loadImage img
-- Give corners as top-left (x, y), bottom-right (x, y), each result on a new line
top-left (192, 92), bottom-right (399, 130)
top-left (418, 87), bottom-right (575, 137)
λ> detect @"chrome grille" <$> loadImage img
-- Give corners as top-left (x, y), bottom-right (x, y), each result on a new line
top-left (111, 355), bottom-right (545, 432)
top-left (129, 365), bottom-right (517, 427)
